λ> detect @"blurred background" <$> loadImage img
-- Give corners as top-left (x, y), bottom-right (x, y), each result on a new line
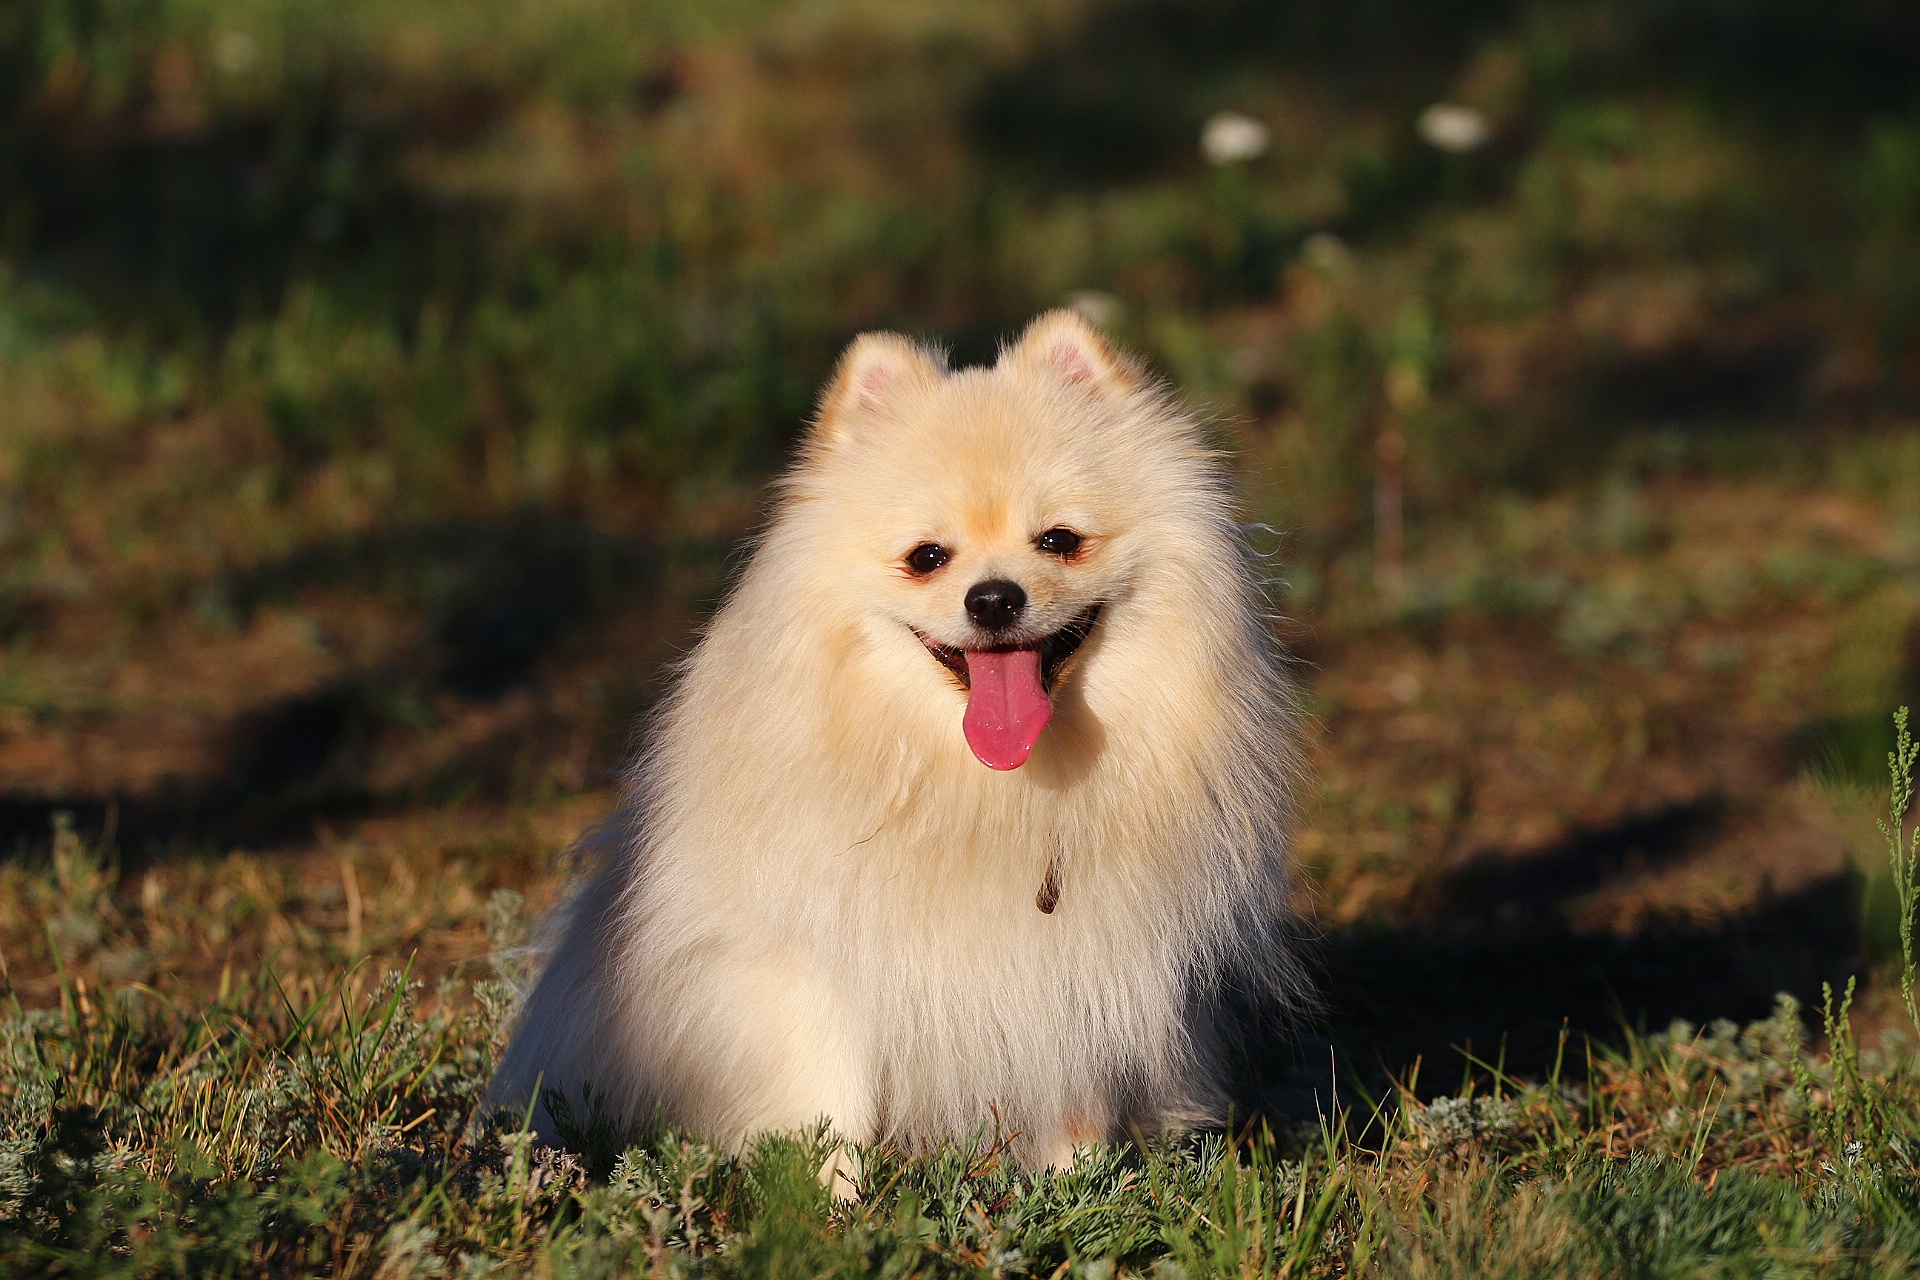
top-left (2, 0), bottom-right (1919, 1088)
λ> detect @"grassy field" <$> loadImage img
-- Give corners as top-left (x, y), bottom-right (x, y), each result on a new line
top-left (3, 0), bottom-right (1920, 1273)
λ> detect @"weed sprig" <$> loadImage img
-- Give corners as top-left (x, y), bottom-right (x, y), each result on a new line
top-left (1884, 707), bottom-right (1920, 1033)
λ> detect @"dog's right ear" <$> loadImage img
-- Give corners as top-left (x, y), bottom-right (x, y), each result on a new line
top-left (811, 333), bottom-right (947, 445)
top-left (810, 335), bottom-right (944, 445)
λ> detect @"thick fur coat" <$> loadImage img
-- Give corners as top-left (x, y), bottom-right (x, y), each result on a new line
top-left (487, 311), bottom-right (1305, 1171)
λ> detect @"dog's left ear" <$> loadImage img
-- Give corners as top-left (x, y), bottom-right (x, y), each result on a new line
top-left (1004, 310), bottom-right (1143, 396)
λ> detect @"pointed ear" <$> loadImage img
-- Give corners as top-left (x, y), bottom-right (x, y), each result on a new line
top-left (812, 332), bottom-right (947, 444)
top-left (1003, 309), bottom-right (1143, 395)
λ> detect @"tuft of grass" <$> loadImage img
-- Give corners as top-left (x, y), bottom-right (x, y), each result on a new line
top-left (8, 975), bottom-right (1920, 1275)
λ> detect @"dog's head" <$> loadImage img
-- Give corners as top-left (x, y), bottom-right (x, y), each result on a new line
top-left (784, 310), bottom-right (1228, 772)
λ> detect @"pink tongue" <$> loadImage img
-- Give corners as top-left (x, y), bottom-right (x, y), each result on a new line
top-left (962, 648), bottom-right (1052, 770)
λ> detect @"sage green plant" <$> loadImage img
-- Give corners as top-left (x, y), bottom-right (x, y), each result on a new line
top-left (1885, 707), bottom-right (1920, 1033)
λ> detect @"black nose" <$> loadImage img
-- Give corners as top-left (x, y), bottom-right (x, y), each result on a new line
top-left (964, 579), bottom-right (1027, 632)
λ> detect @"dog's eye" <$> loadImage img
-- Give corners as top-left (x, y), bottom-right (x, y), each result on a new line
top-left (1035, 527), bottom-right (1083, 558)
top-left (904, 543), bottom-right (950, 576)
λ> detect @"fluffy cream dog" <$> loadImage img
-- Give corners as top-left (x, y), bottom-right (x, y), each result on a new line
top-left (487, 311), bottom-right (1304, 1174)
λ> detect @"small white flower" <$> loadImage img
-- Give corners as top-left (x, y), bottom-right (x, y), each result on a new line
top-left (215, 31), bottom-right (258, 74)
top-left (1065, 290), bottom-right (1122, 329)
top-left (1418, 103), bottom-right (1491, 153)
top-left (1201, 112), bottom-right (1270, 165)
top-left (1301, 231), bottom-right (1350, 270)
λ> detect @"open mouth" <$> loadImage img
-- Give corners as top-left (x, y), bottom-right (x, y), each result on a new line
top-left (914, 604), bottom-right (1102, 694)
top-left (913, 605), bottom-right (1102, 771)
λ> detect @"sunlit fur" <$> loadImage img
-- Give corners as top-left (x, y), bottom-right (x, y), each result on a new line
top-left (487, 311), bottom-right (1306, 1171)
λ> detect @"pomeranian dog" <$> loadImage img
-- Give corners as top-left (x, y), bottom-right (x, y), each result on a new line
top-left (487, 310), bottom-right (1304, 1175)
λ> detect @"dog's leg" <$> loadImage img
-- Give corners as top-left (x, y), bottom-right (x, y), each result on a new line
top-left (688, 955), bottom-right (874, 1198)
top-left (757, 970), bottom-right (871, 1200)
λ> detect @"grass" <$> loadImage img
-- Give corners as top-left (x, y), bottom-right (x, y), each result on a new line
top-left (0, 713), bottom-right (1918, 1275)
top-left (3, 0), bottom-right (1920, 1272)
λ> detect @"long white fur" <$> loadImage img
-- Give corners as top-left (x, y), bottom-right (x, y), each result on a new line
top-left (486, 311), bottom-right (1306, 1170)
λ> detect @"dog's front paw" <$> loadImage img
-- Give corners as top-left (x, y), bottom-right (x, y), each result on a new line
top-left (1031, 1135), bottom-right (1105, 1172)
top-left (818, 1144), bottom-right (864, 1202)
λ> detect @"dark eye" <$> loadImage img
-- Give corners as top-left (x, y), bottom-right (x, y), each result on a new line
top-left (1035, 527), bottom-right (1083, 558)
top-left (905, 542), bottom-right (950, 576)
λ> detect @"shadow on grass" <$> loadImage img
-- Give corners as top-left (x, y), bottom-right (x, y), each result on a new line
top-left (0, 681), bottom-right (399, 859)
top-left (1248, 803), bottom-right (1861, 1119)
top-left (0, 511), bottom-right (733, 861)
